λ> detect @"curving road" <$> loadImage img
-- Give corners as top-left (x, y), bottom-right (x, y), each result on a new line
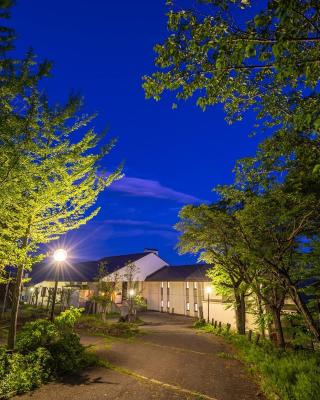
top-left (14, 312), bottom-right (263, 400)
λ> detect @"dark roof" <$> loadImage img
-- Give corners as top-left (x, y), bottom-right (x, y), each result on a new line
top-left (29, 252), bottom-right (153, 284)
top-left (145, 264), bottom-right (211, 282)
top-left (29, 260), bottom-right (100, 284)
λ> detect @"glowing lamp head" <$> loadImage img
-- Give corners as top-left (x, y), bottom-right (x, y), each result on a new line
top-left (206, 286), bottom-right (212, 294)
top-left (53, 248), bottom-right (67, 262)
top-left (129, 289), bottom-right (135, 297)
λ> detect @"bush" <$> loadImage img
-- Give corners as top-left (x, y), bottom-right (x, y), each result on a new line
top-left (49, 333), bottom-right (85, 375)
top-left (0, 307), bottom-right (94, 398)
top-left (282, 313), bottom-right (314, 348)
top-left (195, 323), bottom-right (320, 400)
top-left (16, 319), bottom-right (58, 353)
top-left (0, 347), bottom-right (53, 398)
top-left (55, 307), bottom-right (84, 332)
top-left (193, 319), bottom-right (206, 329)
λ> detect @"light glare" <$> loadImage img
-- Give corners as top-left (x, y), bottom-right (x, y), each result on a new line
top-left (53, 248), bottom-right (68, 262)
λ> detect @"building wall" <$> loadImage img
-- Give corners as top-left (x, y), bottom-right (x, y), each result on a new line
top-left (144, 281), bottom-right (206, 318)
top-left (202, 300), bottom-right (237, 327)
top-left (141, 281), bottom-right (160, 311)
top-left (26, 281), bottom-right (90, 307)
top-left (201, 282), bottom-right (257, 330)
top-left (143, 280), bottom-right (257, 331)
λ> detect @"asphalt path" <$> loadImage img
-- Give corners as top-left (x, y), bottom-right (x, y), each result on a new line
top-left (14, 312), bottom-right (263, 400)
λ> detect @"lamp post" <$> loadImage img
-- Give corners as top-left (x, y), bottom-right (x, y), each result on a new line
top-left (128, 288), bottom-right (135, 322)
top-left (206, 286), bottom-right (212, 323)
top-left (50, 249), bottom-right (67, 321)
top-left (29, 287), bottom-right (34, 304)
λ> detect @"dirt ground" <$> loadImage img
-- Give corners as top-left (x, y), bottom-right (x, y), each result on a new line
top-left (14, 312), bottom-right (264, 400)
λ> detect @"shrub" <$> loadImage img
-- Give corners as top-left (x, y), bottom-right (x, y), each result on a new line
top-left (16, 320), bottom-right (58, 353)
top-left (282, 313), bottom-right (314, 348)
top-left (49, 333), bottom-right (85, 375)
top-left (0, 347), bottom-right (53, 398)
top-left (55, 307), bottom-right (84, 332)
top-left (193, 319), bottom-right (206, 329)
top-left (1, 307), bottom-right (94, 398)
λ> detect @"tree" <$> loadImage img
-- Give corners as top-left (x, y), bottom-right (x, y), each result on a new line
top-left (5, 91), bottom-right (121, 349)
top-left (176, 203), bottom-right (249, 334)
top-left (143, 0), bottom-right (320, 127)
top-left (122, 262), bottom-right (141, 322)
top-left (176, 201), bottom-right (291, 346)
top-left (144, 1), bottom-right (320, 172)
top-left (231, 186), bottom-right (320, 342)
top-left (146, 0), bottom-right (320, 345)
top-left (0, 2), bottom-right (122, 348)
top-left (93, 262), bottom-right (121, 320)
top-left (0, 3), bottom-right (51, 280)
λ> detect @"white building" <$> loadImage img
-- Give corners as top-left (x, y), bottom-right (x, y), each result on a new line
top-left (26, 249), bottom-right (168, 308)
top-left (26, 249), bottom-right (256, 330)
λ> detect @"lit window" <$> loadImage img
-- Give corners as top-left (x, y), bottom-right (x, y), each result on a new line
top-left (195, 303), bottom-right (198, 311)
top-left (186, 282), bottom-right (189, 289)
top-left (167, 282), bottom-right (170, 288)
top-left (161, 282), bottom-right (164, 288)
top-left (161, 300), bottom-right (164, 307)
top-left (186, 302), bottom-right (190, 311)
top-left (167, 301), bottom-right (170, 308)
top-left (194, 282), bottom-right (197, 289)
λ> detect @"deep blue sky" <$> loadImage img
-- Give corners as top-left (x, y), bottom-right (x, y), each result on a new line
top-left (12, 1), bottom-right (261, 264)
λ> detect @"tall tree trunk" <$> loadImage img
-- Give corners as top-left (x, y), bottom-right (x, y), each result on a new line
top-left (268, 265), bottom-right (320, 342)
top-left (7, 223), bottom-right (31, 350)
top-left (7, 263), bottom-right (24, 349)
top-left (271, 306), bottom-right (285, 349)
top-left (288, 284), bottom-right (320, 341)
top-left (240, 292), bottom-right (246, 333)
top-left (235, 291), bottom-right (246, 334)
top-left (256, 294), bottom-right (266, 338)
top-left (265, 304), bottom-right (273, 337)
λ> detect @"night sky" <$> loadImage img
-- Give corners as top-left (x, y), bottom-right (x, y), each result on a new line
top-left (12, 1), bottom-right (262, 264)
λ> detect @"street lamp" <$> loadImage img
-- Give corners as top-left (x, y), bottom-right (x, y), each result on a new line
top-left (50, 248), bottom-right (67, 321)
top-left (206, 286), bottom-right (212, 323)
top-left (53, 248), bottom-right (68, 262)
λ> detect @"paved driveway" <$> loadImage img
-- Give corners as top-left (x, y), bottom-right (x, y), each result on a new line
top-left (14, 312), bottom-right (263, 400)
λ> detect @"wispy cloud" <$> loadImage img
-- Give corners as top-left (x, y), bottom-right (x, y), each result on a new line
top-left (105, 219), bottom-right (177, 240)
top-left (109, 175), bottom-right (204, 204)
top-left (70, 219), bottom-right (177, 242)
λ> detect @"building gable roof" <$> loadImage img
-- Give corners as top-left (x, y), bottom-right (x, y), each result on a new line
top-left (145, 264), bottom-right (211, 282)
top-left (29, 252), bottom-right (155, 284)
